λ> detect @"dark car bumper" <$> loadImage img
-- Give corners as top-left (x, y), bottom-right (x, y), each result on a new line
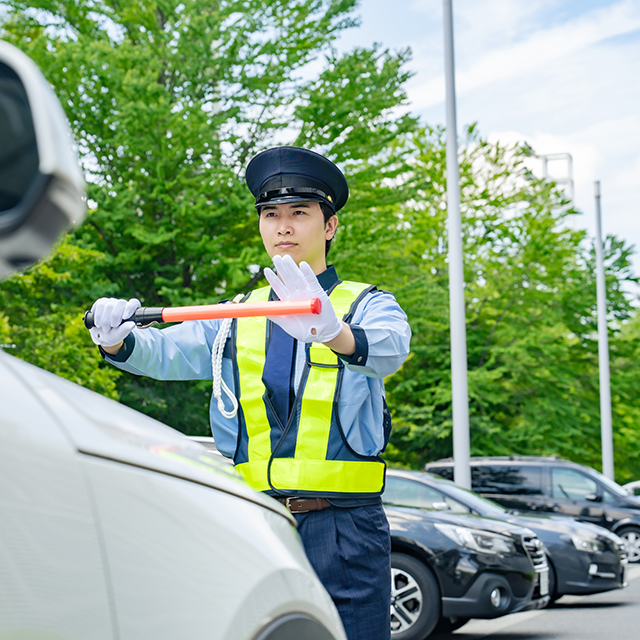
top-left (553, 548), bottom-right (627, 596)
top-left (441, 569), bottom-right (550, 619)
top-left (561, 558), bottom-right (627, 595)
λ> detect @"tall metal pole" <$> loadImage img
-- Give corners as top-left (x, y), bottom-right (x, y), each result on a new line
top-left (594, 181), bottom-right (614, 479)
top-left (443, 0), bottom-right (471, 489)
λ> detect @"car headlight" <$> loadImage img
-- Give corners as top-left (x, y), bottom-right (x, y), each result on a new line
top-left (560, 534), bottom-right (605, 553)
top-left (435, 523), bottom-right (517, 555)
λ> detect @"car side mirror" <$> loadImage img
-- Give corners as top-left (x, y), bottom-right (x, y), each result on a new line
top-left (0, 40), bottom-right (85, 279)
top-left (432, 501), bottom-right (450, 511)
top-left (585, 493), bottom-right (601, 502)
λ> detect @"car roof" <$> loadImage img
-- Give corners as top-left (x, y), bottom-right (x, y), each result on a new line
top-left (425, 455), bottom-right (586, 469)
top-left (388, 468), bottom-right (451, 483)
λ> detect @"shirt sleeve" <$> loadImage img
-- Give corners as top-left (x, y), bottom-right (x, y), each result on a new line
top-left (103, 319), bottom-right (223, 381)
top-left (342, 289), bottom-right (411, 378)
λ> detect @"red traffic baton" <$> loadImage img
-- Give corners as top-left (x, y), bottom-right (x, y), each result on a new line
top-left (83, 298), bottom-right (322, 329)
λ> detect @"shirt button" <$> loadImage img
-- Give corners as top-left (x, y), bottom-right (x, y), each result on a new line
top-left (357, 356), bottom-right (363, 362)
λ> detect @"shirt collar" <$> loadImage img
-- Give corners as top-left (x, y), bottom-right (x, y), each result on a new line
top-left (316, 264), bottom-right (339, 292)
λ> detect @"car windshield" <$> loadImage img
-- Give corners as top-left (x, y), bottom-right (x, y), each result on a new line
top-left (427, 477), bottom-right (508, 516)
top-left (587, 467), bottom-right (630, 498)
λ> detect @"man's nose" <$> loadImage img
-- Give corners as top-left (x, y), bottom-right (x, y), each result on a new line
top-left (277, 221), bottom-right (292, 234)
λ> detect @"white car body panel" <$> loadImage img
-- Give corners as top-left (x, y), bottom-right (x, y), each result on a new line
top-left (0, 356), bottom-right (115, 638)
top-left (0, 354), bottom-right (345, 640)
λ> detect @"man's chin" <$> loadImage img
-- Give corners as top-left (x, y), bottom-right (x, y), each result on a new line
top-left (273, 248), bottom-right (300, 262)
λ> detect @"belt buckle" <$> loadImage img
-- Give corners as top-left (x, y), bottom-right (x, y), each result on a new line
top-left (286, 497), bottom-right (309, 513)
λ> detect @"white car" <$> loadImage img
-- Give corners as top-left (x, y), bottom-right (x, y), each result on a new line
top-left (0, 352), bottom-right (346, 640)
top-left (0, 41), bottom-right (346, 640)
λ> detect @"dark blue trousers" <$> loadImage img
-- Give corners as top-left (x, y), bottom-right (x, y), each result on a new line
top-left (294, 503), bottom-right (391, 640)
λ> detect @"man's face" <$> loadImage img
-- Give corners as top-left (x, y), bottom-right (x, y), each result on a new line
top-left (259, 201), bottom-right (337, 274)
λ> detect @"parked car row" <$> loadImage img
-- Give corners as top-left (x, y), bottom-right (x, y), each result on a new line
top-left (425, 456), bottom-right (640, 562)
top-left (384, 470), bottom-right (627, 606)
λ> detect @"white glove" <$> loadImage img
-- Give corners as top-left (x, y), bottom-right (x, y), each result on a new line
top-left (263, 255), bottom-right (343, 344)
top-left (89, 297), bottom-right (141, 347)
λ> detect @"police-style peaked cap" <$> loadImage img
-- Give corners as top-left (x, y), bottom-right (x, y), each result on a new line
top-left (245, 146), bottom-right (348, 212)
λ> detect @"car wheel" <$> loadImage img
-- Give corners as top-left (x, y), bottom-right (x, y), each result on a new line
top-left (432, 616), bottom-right (470, 635)
top-left (390, 552), bottom-right (440, 640)
top-left (618, 527), bottom-right (640, 563)
top-left (547, 561), bottom-right (560, 603)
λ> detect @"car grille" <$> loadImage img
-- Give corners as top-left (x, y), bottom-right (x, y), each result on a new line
top-left (523, 535), bottom-right (547, 571)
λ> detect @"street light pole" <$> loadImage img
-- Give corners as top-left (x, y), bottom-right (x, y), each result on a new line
top-left (443, 0), bottom-right (471, 489)
top-left (594, 181), bottom-right (614, 479)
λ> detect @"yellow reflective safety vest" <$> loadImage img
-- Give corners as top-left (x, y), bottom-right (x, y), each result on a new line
top-left (233, 281), bottom-right (387, 497)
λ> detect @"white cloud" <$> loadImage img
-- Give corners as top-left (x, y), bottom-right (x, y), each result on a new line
top-left (337, 0), bottom-right (640, 282)
top-left (616, 153), bottom-right (640, 189)
top-left (409, 0), bottom-right (640, 110)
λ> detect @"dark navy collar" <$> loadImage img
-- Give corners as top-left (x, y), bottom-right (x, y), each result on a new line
top-left (317, 264), bottom-right (340, 292)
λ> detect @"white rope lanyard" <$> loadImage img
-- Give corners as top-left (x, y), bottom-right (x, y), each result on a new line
top-left (211, 294), bottom-right (243, 419)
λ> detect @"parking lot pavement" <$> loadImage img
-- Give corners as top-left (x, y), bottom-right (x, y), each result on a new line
top-left (455, 564), bottom-right (640, 638)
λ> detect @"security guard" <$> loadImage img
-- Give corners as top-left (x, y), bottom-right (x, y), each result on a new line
top-left (89, 146), bottom-right (411, 640)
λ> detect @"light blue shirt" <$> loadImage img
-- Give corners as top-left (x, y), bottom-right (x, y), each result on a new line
top-left (106, 285), bottom-right (411, 459)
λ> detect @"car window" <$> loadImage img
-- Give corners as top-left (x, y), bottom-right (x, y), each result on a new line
top-left (426, 466), bottom-right (453, 481)
top-left (436, 481), bottom-right (508, 516)
top-left (551, 468), bottom-right (597, 500)
top-left (585, 466), bottom-right (629, 498)
top-left (383, 476), bottom-right (466, 511)
top-left (440, 495), bottom-right (472, 514)
top-left (602, 489), bottom-right (619, 504)
top-left (472, 465), bottom-right (543, 495)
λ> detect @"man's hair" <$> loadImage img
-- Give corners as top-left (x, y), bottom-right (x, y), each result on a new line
top-left (319, 202), bottom-right (336, 257)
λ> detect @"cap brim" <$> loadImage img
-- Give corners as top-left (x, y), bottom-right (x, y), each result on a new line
top-left (255, 194), bottom-right (332, 209)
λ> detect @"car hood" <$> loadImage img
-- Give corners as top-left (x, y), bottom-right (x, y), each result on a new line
top-left (384, 505), bottom-right (535, 539)
top-left (501, 512), bottom-right (614, 539)
top-left (4, 354), bottom-right (293, 522)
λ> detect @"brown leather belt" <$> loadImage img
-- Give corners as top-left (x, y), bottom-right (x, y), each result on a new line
top-left (276, 497), bottom-right (332, 513)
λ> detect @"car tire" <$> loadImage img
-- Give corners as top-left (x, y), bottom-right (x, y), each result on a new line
top-left (617, 526), bottom-right (640, 563)
top-left (431, 616), bottom-right (470, 635)
top-left (547, 561), bottom-right (560, 603)
top-left (390, 552), bottom-right (440, 640)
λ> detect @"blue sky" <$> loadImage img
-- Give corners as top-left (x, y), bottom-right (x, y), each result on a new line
top-left (336, 0), bottom-right (640, 294)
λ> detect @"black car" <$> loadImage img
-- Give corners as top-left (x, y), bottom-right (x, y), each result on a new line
top-left (424, 456), bottom-right (640, 562)
top-left (385, 469), bottom-right (627, 604)
top-left (385, 504), bottom-right (549, 639)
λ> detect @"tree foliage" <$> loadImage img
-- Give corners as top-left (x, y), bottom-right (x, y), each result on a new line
top-left (0, 0), bottom-right (417, 431)
top-left (376, 127), bottom-right (640, 482)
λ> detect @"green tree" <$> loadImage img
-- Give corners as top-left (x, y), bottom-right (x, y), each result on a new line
top-left (0, 0), bottom-right (418, 433)
top-left (0, 239), bottom-right (121, 397)
top-left (379, 127), bottom-right (640, 481)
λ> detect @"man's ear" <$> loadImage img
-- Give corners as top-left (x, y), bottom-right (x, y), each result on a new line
top-left (325, 214), bottom-right (338, 240)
